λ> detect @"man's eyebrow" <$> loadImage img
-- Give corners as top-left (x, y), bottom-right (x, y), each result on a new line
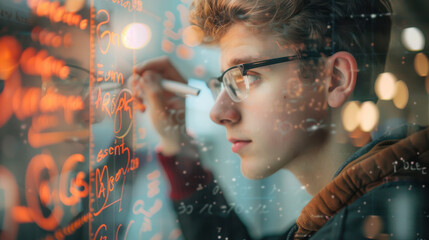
top-left (221, 56), bottom-right (259, 72)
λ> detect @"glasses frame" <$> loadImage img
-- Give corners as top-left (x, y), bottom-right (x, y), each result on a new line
top-left (209, 52), bottom-right (321, 102)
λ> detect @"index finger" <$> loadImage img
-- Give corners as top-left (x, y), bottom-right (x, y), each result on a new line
top-left (133, 56), bottom-right (187, 84)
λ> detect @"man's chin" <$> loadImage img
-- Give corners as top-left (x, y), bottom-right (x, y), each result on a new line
top-left (240, 158), bottom-right (277, 180)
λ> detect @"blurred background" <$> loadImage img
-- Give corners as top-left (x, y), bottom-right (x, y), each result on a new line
top-left (0, 0), bottom-right (428, 239)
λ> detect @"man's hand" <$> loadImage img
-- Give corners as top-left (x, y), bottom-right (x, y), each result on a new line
top-left (131, 56), bottom-right (190, 156)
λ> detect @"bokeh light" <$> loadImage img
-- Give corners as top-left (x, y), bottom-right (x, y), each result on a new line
top-left (375, 72), bottom-right (397, 100)
top-left (414, 53), bottom-right (429, 77)
top-left (65, 0), bottom-right (86, 12)
top-left (349, 128), bottom-right (372, 147)
top-left (393, 80), bottom-right (409, 109)
top-left (0, 36), bottom-right (22, 80)
top-left (362, 215), bottom-right (383, 239)
top-left (0, 71), bottom-right (21, 128)
top-left (176, 44), bottom-right (193, 59)
top-left (401, 27), bottom-right (425, 52)
top-left (79, 19), bottom-right (88, 30)
top-left (193, 65), bottom-right (206, 77)
top-left (342, 101), bottom-right (361, 132)
top-left (121, 23), bottom-right (151, 50)
top-left (342, 101), bottom-right (379, 132)
top-left (359, 101), bottom-right (379, 132)
top-left (162, 39), bottom-right (174, 53)
top-left (182, 25), bottom-right (204, 47)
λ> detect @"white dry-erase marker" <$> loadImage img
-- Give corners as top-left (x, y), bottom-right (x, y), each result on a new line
top-left (160, 79), bottom-right (200, 96)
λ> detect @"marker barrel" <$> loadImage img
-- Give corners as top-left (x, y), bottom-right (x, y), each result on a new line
top-left (161, 79), bottom-right (200, 96)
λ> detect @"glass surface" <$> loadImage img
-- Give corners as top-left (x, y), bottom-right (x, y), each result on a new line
top-left (0, 0), bottom-right (428, 239)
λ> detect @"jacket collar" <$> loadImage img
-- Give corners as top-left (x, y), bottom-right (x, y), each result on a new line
top-left (292, 124), bottom-right (429, 239)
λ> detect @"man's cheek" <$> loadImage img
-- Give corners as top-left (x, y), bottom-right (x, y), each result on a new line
top-left (273, 119), bottom-right (295, 136)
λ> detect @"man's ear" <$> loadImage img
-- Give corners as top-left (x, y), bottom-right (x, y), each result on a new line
top-left (325, 51), bottom-right (358, 108)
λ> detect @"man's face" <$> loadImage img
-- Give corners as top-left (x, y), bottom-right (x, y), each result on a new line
top-left (210, 23), bottom-right (328, 179)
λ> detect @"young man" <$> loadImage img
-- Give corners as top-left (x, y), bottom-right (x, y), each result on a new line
top-left (132, 0), bottom-right (429, 239)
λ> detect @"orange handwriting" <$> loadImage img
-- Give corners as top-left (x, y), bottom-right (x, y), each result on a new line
top-left (97, 64), bottom-right (124, 84)
top-left (96, 9), bottom-right (120, 55)
top-left (94, 87), bottom-right (116, 118)
top-left (59, 154), bottom-right (89, 206)
top-left (96, 139), bottom-right (127, 163)
top-left (25, 153), bottom-right (63, 230)
top-left (93, 220), bottom-right (135, 240)
top-left (116, 220), bottom-right (135, 240)
top-left (108, 0), bottom-right (143, 12)
top-left (94, 89), bottom-right (134, 138)
top-left (114, 90), bottom-right (133, 137)
top-left (1, 152), bottom-right (89, 235)
top-left (94, 143), bottom-right (139, 216)
top-left (93, 224), bottom-right (107, 240)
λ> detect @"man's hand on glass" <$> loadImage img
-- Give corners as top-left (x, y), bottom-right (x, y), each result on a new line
top-left (131, 56), bottom-right (191, 156)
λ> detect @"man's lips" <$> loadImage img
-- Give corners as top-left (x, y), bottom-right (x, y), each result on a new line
top-left (228, 138), bottom-right (252, 153)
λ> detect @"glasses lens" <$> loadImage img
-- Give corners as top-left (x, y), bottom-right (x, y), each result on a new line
top-left (207, 77), bottom-right (223, 100)
top-left (223, 67), bottom-right (249, 102)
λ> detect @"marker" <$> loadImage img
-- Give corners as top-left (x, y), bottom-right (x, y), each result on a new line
top-left (161, 79), bottom-right (200, 96)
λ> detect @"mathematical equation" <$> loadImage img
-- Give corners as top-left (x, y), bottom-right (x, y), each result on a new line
top-left (177, 202), bottom-right (270, 216)
top-left (392, 157), bottom-right (427, 175)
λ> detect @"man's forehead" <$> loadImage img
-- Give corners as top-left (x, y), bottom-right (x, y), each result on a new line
top-left (219, 23), bottom-right (295, 72)
top-left (219, 24), bottom-right (263, 67)
top-left (219, 42), bottom-right (295, 72)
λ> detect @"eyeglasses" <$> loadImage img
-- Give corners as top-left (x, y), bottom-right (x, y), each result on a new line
top-left (206, 52), bottom-right (320, 102)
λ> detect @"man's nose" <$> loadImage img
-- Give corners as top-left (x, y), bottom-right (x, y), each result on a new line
top-left (210, 90), bottom-right (241, 126)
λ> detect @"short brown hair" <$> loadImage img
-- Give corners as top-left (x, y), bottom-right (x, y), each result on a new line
top-left (189, 0), bottom-right (392, 102)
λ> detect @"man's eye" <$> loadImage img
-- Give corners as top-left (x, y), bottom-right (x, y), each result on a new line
top-left (245, 74), bottom-right (261, 86)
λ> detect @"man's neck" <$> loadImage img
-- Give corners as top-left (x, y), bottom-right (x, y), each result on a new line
top-left (285, 130), bottom-right (357, 196)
